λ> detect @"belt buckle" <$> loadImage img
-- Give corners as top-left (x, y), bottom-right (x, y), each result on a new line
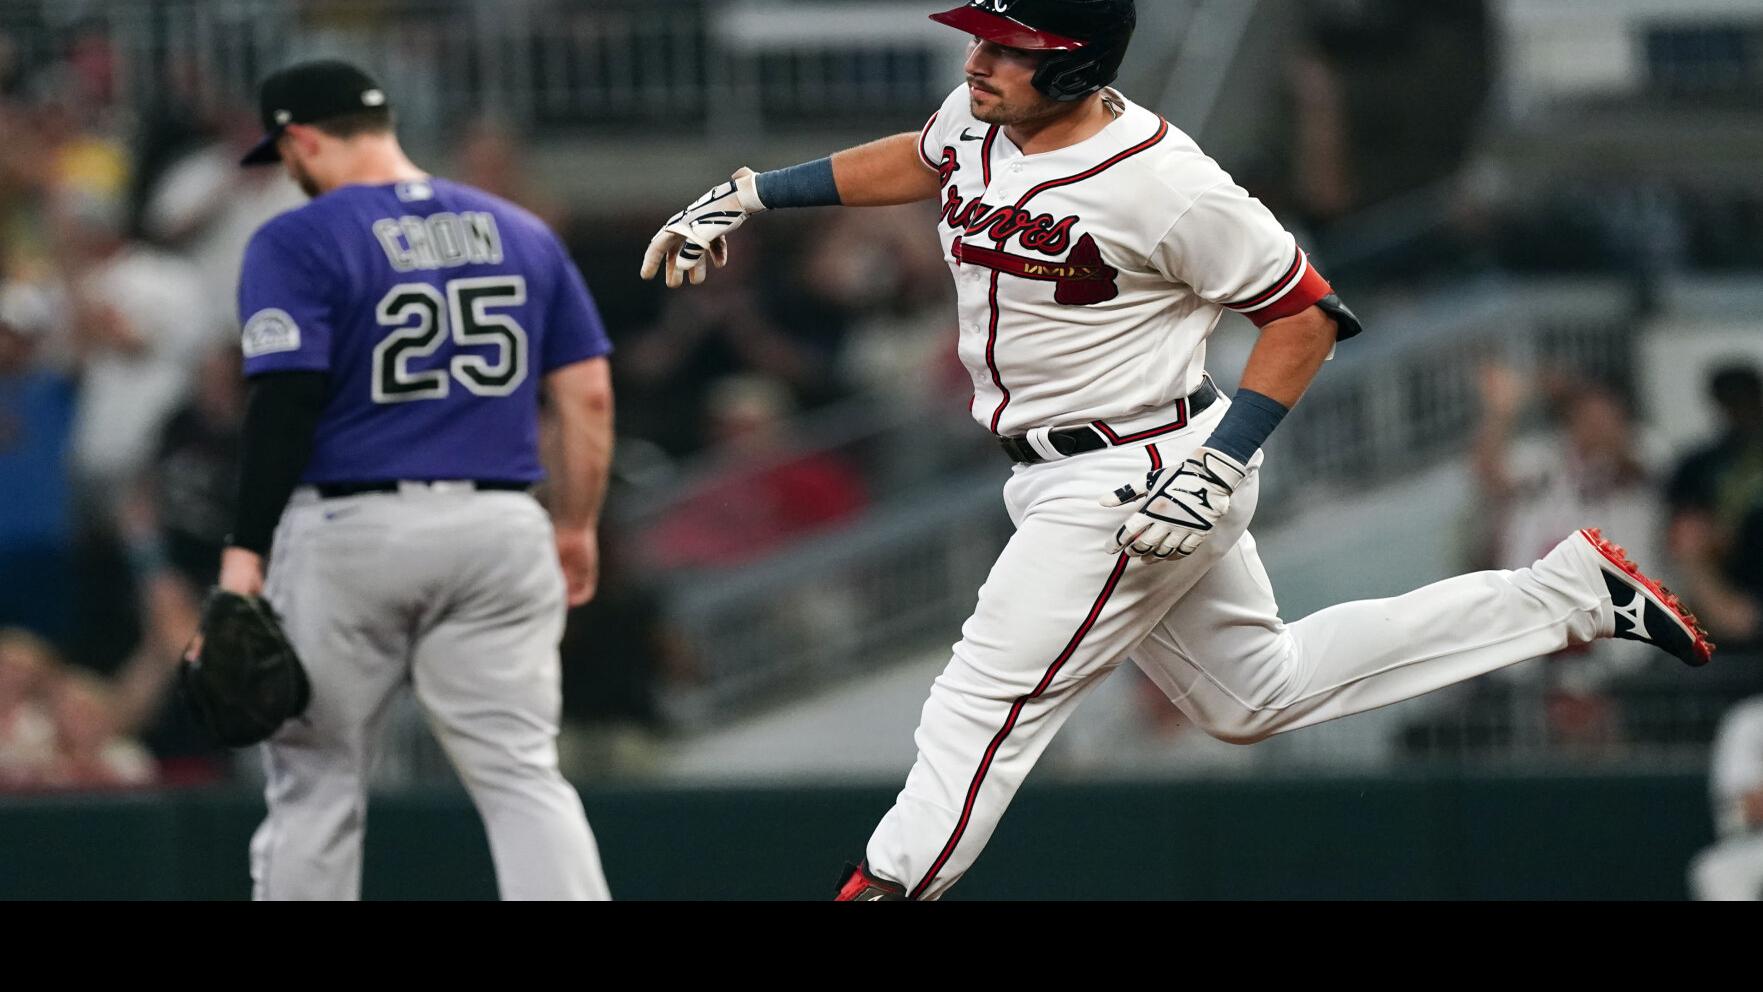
top-left (998, 435), bottom-right (1037, 464)
top-left (395, 480), bottom-right (466, 495)
top-left (1049, 428), bottom-right (1088, 457)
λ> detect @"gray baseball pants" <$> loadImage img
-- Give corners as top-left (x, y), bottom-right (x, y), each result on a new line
top-left (251, 483), bottom-right (609, 901)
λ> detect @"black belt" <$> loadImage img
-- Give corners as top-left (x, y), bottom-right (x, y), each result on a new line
top-left (998, 379), bottom-right (1221, 465)
top-left (315, 480), bottom-right (533, 499)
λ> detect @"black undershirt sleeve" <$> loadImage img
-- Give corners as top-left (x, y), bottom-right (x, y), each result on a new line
top-left (228, 371), bottom-right (329, 556)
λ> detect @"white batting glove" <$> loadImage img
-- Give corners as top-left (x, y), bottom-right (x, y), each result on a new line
top-left (639, 167), bottom-right (767, 288)
top-left (1100, 446), bottom-right (1250, 561)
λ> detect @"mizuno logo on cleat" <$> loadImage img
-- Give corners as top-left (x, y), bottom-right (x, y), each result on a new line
top-left (1612, 588), bottom-right (1650, 641)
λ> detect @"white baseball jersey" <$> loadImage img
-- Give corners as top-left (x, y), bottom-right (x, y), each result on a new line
top-left (915, 85), bottom-right (1337, 438)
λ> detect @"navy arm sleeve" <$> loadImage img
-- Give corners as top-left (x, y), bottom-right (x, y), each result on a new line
top-left (228, 371), bottom-right (329, 556)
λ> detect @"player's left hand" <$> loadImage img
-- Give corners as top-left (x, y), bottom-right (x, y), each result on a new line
top-left (640, 168), bottom-right (766, 289)
top-left (217, 547), bottom-right (266, 597)
top-left (179, 588), bottom-right (310, 747)
top-left (1100, 446), bottom-right (1250, 561)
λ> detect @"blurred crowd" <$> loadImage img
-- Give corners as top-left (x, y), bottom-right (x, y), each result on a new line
top-left (0, 21), bottom-right (294, 790)
top-left (1264, 0), bottom-right (1763, 297)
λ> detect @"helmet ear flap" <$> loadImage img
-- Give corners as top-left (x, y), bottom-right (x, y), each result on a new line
top-left (1026, 14), bottom-right (1135, 101)
top-left (1034, 57), bottom-right (1101, 102)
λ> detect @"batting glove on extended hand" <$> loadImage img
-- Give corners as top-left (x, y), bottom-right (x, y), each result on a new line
top-left (1100, 446), bottom-right (1250, 561)
top-left (640, 167), bottom-right (766, 288)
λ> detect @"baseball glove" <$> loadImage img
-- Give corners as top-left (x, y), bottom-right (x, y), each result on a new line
top-left (179, 589), bottom-right (311, 747)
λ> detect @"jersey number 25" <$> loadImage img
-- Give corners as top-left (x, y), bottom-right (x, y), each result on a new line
top-left (372, 275), bottom-right (528, 404)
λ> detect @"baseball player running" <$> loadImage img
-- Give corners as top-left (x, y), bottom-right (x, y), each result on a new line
top-left (643, 0), bottom-right (1716, 901)
top-left (223, 61), bottom-right (613, 900)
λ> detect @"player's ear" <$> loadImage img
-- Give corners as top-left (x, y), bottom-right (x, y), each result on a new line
top-left (282, 123), bottom-right (321, 159)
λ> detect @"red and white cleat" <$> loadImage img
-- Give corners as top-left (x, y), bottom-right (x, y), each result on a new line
top-left (833, 862), bottom-right (907, 901)
top-left (1578, 528), bottom-right (1716, 667)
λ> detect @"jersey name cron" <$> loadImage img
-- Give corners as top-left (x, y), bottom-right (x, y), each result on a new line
top-left (372, 211), bottom-right (505, 272)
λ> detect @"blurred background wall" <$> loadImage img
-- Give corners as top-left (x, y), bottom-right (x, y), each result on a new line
top-left (3, 0), bottom-right (1763, 899)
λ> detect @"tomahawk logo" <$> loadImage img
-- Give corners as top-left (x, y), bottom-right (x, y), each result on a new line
top-left (952, 233), bottom-right (1119, 305)
top-left (1612, 589), bottom-right (1650, 641)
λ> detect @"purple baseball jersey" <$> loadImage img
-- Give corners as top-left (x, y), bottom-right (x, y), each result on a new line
top-left (237, 177), bottom-right (610, 484)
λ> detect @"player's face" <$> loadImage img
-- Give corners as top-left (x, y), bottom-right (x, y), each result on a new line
top-left (964, 37), bottom-right (1062, 126)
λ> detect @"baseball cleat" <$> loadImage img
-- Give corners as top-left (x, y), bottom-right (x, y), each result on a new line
top-left (1579, 528), bottom-right (1715, 667)
top-left (833, 862), bottom-right (907, 901)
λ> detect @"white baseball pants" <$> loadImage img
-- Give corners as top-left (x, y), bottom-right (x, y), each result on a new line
top-left (866, 399), bottom-right (1616, 899)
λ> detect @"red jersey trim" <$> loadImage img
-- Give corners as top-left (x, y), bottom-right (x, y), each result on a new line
top-left (1224, 247), bottom-right (1334, 327)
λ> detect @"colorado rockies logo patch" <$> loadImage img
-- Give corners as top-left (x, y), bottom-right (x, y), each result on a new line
top-left (241, 308), bottom-right (301, 358)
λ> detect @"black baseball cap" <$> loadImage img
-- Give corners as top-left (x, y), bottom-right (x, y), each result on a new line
top-left (240, 59), bottom-right (392, 167)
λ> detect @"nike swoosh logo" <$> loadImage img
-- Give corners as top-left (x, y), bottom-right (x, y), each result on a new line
top-left (324, 507), bottom-right (362, 522)
top-left (961, 129), bottom-right (985, 141)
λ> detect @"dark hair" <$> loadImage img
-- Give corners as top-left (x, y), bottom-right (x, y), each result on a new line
top-left (312, 106), bottom-right (394, 140)
top-left (1709, 365), bottom-right (1763, 410)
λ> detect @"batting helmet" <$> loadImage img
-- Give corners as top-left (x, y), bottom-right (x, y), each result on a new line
top-left (930, 0), bottom-right (1137, 102)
